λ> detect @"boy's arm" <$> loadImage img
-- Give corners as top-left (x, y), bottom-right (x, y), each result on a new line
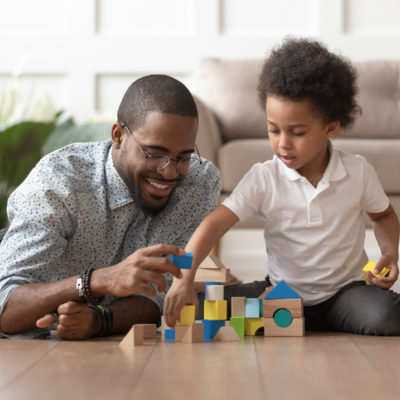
top-left (163, 205), bottom-right (239, 327)
top-left (367, 204), bottom-right (400, 288)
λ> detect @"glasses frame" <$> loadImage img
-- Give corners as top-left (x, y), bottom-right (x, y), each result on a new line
top-left (120, 123), bottom-right (202, 172)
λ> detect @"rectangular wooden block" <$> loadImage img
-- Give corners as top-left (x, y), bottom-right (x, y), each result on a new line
top-left (204, 300), bottom-right (227, 320)
top-left (245, 298), bottom-right (260, 318)
top-left (206, 284), bottom-right (224, 301)
top-left (264, 317), bottom-right (305, 337)
top-left (194, 267), bottom-right (230, 283)
top-left (177, 305), bottom-right (196, 326)
top-left (181, 323), bottom-right (204, 343)
top-left (231, 297), bottom-right (246, 317)
top-left (263, 298), bottom-right (303, 318)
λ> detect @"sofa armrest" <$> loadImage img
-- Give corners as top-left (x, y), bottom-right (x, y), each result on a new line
top-left (194, 96), bottom-right (223, 166)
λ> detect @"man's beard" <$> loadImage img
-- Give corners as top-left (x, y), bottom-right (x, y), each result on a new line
top-left (125, 177), bottom-right (173, 216)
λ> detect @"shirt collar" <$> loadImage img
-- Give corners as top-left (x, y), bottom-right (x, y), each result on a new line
top-left (105, 146), bottom-right (134, 210)
top-left (276, 141), bottom-right (347, 183)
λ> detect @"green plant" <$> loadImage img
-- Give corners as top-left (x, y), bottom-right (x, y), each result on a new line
top-left (0, 117), bottom-right (112, 228)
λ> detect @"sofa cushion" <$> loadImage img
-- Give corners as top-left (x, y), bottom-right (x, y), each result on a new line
top-left (219, 138), bottom-right (400, 195)
top-left (196, 59), bottom-right (400, 142)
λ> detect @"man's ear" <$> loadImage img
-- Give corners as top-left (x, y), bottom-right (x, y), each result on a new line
top-left (111, 123), bottom-right (125, 148)
top-left (326, 120), bottom-right (340, 139)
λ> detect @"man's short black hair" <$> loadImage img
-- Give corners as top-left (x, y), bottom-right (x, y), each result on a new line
top-left (117, 74), bottom-right (198, 129)
top-left (258, 37), bottom-right (361, 128)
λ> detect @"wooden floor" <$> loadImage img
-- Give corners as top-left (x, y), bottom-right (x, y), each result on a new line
top-left (1, 332), bottom-right (400, 400)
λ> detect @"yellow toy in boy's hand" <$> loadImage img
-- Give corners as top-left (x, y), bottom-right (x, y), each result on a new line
top-left (363, 261), bottom-right (390, 285)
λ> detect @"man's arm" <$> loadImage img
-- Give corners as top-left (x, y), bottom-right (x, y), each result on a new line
top-left (0, 244), bottom-right (184, 334)
top-left (367, 204), bottom-right (400, 288)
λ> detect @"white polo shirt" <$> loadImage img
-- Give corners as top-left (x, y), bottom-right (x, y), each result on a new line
top-left (223, 145), bottom-right (389, 305)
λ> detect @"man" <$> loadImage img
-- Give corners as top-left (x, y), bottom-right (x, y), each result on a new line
top-left (0, 75), bottom-right (221, 339)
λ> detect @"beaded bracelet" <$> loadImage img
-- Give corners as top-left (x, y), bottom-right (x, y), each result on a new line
top-left (80, 268), bottom-right (104, 304)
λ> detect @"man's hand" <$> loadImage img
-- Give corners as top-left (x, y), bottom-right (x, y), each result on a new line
top-left (163, 279), bottom-right (198, 328)
top-left (36, 301), bottom-right (101, 340)
top-left (366, 254), bottom-right (399, 289)
top-left (92, 244), bottom-right (185, 298)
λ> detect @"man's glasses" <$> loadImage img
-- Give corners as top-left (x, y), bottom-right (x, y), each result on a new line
top-left (121, 123), bottom-right (202, 172)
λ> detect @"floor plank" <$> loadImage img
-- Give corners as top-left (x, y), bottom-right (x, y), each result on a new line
top-left (0, 339), bottom-right (59, 392)
top-left (0, 336), bottom-right (156, 400)
top-left (254, 332), bottom-right (398, 400)
top-left (131, 337), bottom-right (265, 400)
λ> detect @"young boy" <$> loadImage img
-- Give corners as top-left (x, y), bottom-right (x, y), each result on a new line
top-left (164, 38), bottom-right (400, 335)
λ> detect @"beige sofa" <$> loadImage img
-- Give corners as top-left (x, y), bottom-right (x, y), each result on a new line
top-left (194, 58), bottom-right (400, 228)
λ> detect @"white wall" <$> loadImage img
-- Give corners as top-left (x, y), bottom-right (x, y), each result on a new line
top-left (1, 0), bottom-right (400, 123)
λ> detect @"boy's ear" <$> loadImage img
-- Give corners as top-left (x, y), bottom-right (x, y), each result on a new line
top-left (326, 120), bottom-right (341, 139)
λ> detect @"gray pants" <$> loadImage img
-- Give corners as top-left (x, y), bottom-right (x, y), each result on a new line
top-left (197, 277), bottom-right (400, 336)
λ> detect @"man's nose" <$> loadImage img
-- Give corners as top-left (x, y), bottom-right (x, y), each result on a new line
top-left (158, 159), bottom-right (180, 180)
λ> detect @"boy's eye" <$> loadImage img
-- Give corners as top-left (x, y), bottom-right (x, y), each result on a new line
top-left (268, 129), bottom-right (280, 134)
top-left (293, 132), bottom-right (305, 137)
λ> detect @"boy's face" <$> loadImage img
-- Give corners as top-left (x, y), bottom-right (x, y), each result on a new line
top-left (266, 96), bottom-right (339, 182)
top-left (112, 111), bottom-right (198, 214)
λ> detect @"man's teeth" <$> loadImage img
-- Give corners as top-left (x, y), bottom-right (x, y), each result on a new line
top-left (148, 179), bottom-right (169, 189)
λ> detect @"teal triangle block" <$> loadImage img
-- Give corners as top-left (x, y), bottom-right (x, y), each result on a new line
top-left (265, 280), bottom-right (301, 299)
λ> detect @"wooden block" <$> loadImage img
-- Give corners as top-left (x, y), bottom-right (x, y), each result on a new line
top-left (204, 300), bottom-right (227, 320)
top-left (171, 252), bottom-right (193, 269)
top-left (264, 317), bottom-right (305, 337)
top-left (202, 319), bottom-right (225, 340)
top-left (245, 317), bottom-right (264, 336)
top-left (245, 298), bottom-right (260, 318)
top-left (161, 316), bottom-right (189, 341)
top-left (265, 280), bottom-right (301, 299)
top-left (206, 284), bottom-right (224, 301)
top-left (181, 323), bottom-right (204, 343)
top-left (214, 326), bottom-right (240, 342)
top-left (263, 298), bottom-right (303, 318)
top-left (119, 324), bottom-right (144, 347)
top-left (231, 297), bottom-right (246, 317)
top-left (258, 286), bottom-right (273, 299)
top-left (164, 329), bottom-right (175, 341)
top-left (199, 255), bottom-right (226, 269)
top-left (230, 317), bottom-right (245, 337)
top-left (225, 320), bottom-right (230, 326)
top-left (194, 267), bottom-right (230, 283)
top-left (363, 261), bottom-right (390, 285)
top-left (137, 323), bottom-right (157, 339)
top-left (177, 305), bottom-right (196, 326)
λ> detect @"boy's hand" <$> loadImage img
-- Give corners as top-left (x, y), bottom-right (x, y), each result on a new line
top-left (366, 255), bottom-right (399, 289)
top-left (163, 279), bottom-right (198, 328)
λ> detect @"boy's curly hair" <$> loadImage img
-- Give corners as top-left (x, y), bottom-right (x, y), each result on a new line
top-left (258, 37), bottom-right (361, 128)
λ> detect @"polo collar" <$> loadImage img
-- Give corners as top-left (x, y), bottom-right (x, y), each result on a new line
top-left (276, 141), bottom-right (347, 183)
top-left (105, 146), bottom-right (135, 210)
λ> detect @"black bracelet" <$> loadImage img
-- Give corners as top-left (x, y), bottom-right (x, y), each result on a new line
top-left (89, 305), bottom-right (113, 336)
top-left (81, 268), bottom-right (104, 305)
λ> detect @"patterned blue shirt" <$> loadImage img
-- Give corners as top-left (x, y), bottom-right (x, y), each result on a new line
top-left (0, 140), bottom-right (221, 316)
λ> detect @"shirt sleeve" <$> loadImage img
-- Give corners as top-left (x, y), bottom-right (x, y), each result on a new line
top-left (359, 156), bottom-right (390, 214)
top-left (222, 163), bottom-right (265, 222)
top-left (0, 167), bottom-right (74, 315)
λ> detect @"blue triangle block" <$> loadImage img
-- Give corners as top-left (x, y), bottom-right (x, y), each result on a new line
top-left (265, 280), bottom-right (301, 299)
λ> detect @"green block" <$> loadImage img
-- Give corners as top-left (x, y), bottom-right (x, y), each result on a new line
top-left (259, 299), bottom-right (263, 317)
top-left (230, 317), bottom-right (245, 337)
top-left (273, 309), bottom-right (293, 328)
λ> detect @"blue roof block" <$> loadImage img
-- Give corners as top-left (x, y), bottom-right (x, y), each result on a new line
top-left (264, 280), bottom-right (301, 299)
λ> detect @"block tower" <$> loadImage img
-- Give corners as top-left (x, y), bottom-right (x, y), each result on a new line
top-left (263, 281), bottom-right (305, 337)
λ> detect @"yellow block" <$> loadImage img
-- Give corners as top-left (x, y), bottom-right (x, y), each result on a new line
top-left (176, 305), bottom-right (196, 326)
top-left (204, 300), bottom-right (227, 320)
top-left (363, 261), bottom-right (390, 285)
top-left (245, 317), bottom-right (264, 336)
